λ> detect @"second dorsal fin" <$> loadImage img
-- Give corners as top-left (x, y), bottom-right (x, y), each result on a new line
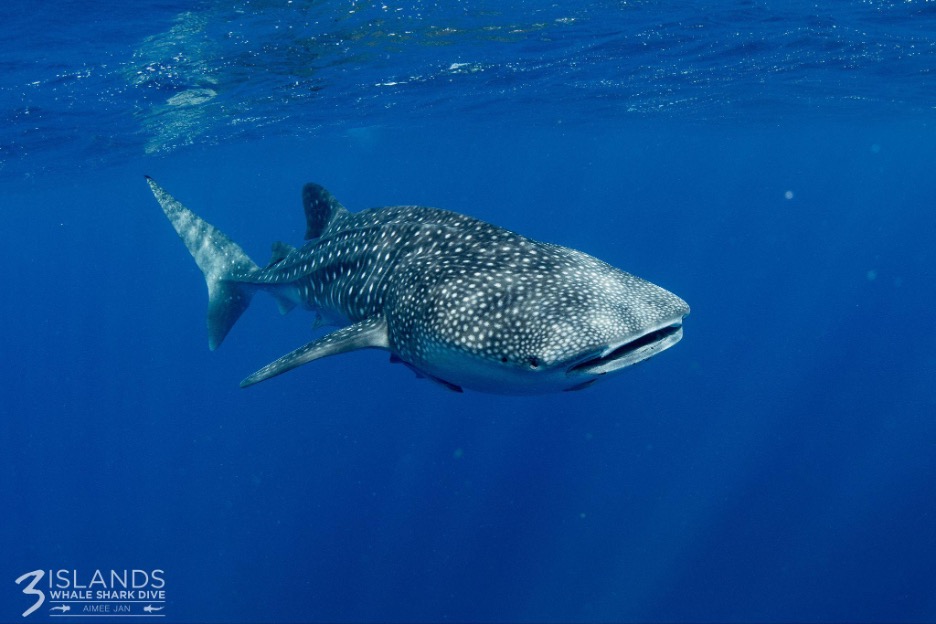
top-left (302, 183), bottom-right (349, 240)
top-left (267, 241), bottom-right (295, 267)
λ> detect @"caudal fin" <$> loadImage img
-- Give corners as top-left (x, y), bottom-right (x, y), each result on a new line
top-left (146, 176), bottom-right (259, 350)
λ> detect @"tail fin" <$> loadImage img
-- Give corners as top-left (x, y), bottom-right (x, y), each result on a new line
top-left (146, 176), bottom-right (260, 350)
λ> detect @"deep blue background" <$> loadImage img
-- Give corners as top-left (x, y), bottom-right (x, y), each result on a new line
top-left (2, 2), bottom-right (936, 622)
top-left (4, 121), bottom-right (935, 622)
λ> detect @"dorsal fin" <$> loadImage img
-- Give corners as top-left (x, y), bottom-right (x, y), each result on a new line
top-left (302, 183), bottom-right (349, 240)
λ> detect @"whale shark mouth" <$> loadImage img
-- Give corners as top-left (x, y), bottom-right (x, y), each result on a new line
top-left (567, 322), bottom-right (684, 376)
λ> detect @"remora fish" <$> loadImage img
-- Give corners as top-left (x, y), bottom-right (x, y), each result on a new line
top-left (146, 177), bottom-right (689, 394)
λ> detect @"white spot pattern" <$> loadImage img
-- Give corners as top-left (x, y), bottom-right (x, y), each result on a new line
top-left (248, 201), bottom-right (689, 389)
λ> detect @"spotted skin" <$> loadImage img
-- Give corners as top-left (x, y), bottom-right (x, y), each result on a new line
top-left (147, 178), bottom-right (689, 394)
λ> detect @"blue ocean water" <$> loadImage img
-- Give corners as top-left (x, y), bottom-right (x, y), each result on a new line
top-left (2, 1), bottom-right (935, 622)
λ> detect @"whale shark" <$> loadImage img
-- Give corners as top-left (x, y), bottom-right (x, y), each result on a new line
top-left (146, 177), bottom-right (689, 394)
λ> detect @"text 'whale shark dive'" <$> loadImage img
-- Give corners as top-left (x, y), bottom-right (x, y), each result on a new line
top-left (146, 177), bottom-right (689, 394)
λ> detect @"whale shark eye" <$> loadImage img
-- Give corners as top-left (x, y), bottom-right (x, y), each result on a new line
top-left (528, 357), bottom-right (540, 369)
top-left (500, 356), bottom-right (509, 363)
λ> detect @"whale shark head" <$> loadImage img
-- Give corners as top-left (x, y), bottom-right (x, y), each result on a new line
top-left (387, 245), bottom-right (690, 394)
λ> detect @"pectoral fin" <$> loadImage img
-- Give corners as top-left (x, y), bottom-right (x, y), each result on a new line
top-left (240, 317), bottom-right (389, 388)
